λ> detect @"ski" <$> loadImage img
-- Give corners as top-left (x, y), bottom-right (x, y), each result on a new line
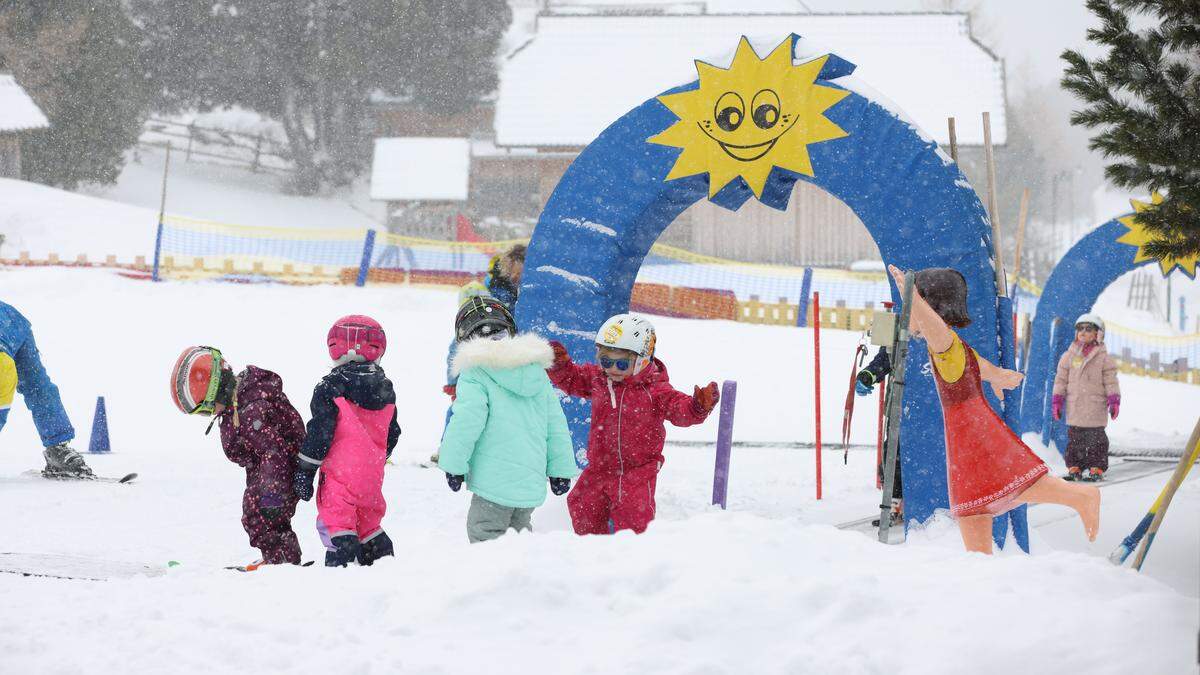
top-left (878, 271), bottom-right (915, 544)
top-left (26, 470), bottom-right (137, 484)
top-left (0, 552), bottom-right (164, 581)
top-left (224, 560), bottom-right (315, 573)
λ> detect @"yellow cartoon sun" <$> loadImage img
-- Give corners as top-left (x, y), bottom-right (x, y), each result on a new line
top-left (648, 36), bottom-right (850, 199)
top-left (1116, 193), bottom-right (1199, 278)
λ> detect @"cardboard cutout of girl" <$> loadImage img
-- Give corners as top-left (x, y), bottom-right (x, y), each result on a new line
top-left (888, 265), bottom-right (1101, 554)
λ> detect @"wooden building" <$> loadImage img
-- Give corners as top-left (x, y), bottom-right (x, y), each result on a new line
top-left (372, 6), bottom-right (1006, 266)
top-left (0, 74), bottom-right (49, 179)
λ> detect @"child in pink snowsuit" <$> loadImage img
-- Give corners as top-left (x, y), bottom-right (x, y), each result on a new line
top-left (293, 316), bottom-right (401, 567)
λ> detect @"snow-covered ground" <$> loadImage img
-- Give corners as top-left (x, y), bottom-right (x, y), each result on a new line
top-left (0, 267), bottom-right (1196, 674)
top-left (0, 152), bottom-right (1197, 672)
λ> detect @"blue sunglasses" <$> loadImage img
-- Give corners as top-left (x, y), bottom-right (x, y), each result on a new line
top-left (599, 356), bottom-right (632, 371)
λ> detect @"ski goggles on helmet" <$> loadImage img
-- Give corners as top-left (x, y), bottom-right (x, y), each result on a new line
top-left (599, 356), bottom-right (632, 371)
top-left (171, 346), bottom-right (227, 416)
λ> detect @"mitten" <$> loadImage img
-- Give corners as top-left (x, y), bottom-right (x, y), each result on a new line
top-left (446, 472), bottom-right (465, 492)
top-left (549, 341), bottom-right (570, 369)
top-left (1051, 394), bottom-right (1065, 421)
top-left (855, 370), bottom-right (876, 396)
top-left (692, 382), bottom-right (720, 415)
top-left (292, 466), bottom-right (317, 502)
top-left (549, 477), bottom-right (571, 496)
top-left (443, 384), bottom-right (456, 400)
top-left (1107, 394), bottom-right (1120, 420)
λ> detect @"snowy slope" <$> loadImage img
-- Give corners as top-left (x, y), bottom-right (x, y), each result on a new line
top-left (0, 267), bottom-right (1196, 673)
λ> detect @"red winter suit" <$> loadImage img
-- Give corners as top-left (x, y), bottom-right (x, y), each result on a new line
top-left (218, 366), bottom-right (305, 564)
top-left (548, 356), bottom-right (712, 534)
top-left (299, 362), bottom-right (401, 549)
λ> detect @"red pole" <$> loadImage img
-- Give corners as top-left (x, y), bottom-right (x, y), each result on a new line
top-left (876, 374), bottom-right (885, 489)
top-left (814, 291), bottom-right (822, 500)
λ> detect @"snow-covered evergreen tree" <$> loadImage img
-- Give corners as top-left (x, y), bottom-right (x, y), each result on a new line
top-left (0, 1), bottom-right (156, 189)
top-left (1062, 0), bottom-right (1199, 259)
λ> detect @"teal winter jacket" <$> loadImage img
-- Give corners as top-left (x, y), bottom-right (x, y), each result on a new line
top-left (438, 333), bottom-right (579, 508)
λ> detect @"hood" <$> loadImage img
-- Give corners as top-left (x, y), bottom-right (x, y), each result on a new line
top-left (328, 361), bottom-right (396, 410)
top-left (452, 333), bottom-right (554, 398)
top-left (236, 365), bottom-right (284, 403)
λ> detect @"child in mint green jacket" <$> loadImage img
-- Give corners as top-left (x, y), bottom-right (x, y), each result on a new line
top-left (438, 297), bottom-right (579, 543)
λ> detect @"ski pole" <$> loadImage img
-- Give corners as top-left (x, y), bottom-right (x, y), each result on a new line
top-left (842, 342), bottom-right (867, 463)
top-left (1118, 417), bottom-right (1200, 569)
top-left (813, 291), bottom-right (822, 500)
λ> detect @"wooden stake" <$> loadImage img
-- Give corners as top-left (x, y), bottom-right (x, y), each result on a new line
top-left (158, 143), bottom-right (172, 226)
top-left (982, 112), bottom-right (1005, 297)
top-left (1013, 187), bottom-right (1030, 286)
top-left (947, 117), bottom-right (959, 164)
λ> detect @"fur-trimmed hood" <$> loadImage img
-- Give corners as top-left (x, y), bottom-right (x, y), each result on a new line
top-left (451, 333), bottom-right (555, 398)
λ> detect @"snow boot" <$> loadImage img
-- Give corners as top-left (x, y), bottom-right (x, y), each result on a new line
top-left (42, 443), bottom-right (95, 479)
top-left (357, 531), bottom-right (394, 566)
top-left (1064, 467), bottom-right (1082, 482)
top-left (325, 534), bottom-right (361, 568)
top-left (1084, 468), bottom-right (1104, 482)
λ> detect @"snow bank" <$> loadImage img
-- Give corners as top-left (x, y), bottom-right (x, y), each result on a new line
top-left (0, 502), bottom-right (1192, 673)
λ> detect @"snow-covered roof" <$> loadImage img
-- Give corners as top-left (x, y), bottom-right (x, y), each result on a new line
top-left (0, 75), bottom-right (49, 133)
top-left (370, 138), bottom-right (471, 202)
top-left (496, 13), bottom-right (1005, 147)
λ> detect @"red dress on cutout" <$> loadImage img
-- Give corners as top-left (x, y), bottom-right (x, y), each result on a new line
top-left (930, 336), bottom-right (1048, 517)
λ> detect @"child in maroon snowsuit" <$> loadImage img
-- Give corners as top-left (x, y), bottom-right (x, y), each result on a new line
top-left (170, 346), bottom-right (304, 566)
top-left (217, 366), bottom-right (306, 565)
top-left (547, 314), bottom-right (718, 535)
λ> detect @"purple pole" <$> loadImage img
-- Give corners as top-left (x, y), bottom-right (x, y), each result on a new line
top-left (711, 380), bottom-right (738, 509)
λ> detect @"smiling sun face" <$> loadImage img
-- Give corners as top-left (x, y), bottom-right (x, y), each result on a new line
top-left (1116, 193), bottom-right (1199, 278)
top-left (649, 36), bottom-right (850, 199)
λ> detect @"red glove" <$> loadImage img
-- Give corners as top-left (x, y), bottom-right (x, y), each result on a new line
top-left (549, 341), bottom-right (570, 369)
top-left (1107, 394), bottom-right (1120, 420)
top-left (1051, 394), bottom-right (1064, 421)
top-left (693, 382), bottom-right (720, 415)
top-left (443, 384), bottom-right (456, 401)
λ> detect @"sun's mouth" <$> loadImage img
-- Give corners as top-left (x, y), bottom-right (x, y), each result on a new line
top-left (696, 117), bottom-right (798, 162)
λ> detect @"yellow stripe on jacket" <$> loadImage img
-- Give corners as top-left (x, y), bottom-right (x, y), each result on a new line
top-left (0, 351), bottom-right (16, 417)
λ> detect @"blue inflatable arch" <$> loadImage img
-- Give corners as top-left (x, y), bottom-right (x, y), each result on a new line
top-left (515, 34), bottom-right (1012, 529)
top-left (1019, 199), bottom-right (1195, 449)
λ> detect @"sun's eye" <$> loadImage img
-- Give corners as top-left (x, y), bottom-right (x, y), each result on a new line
top-left (751, 89), bottom-right (781, 130)
top-left (713, 92), bottom-right (745, 132)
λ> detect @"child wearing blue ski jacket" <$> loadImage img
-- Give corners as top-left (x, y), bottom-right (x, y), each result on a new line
top-left (0, 300), bottom-right (94, 478)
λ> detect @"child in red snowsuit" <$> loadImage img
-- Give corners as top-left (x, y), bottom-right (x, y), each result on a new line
top-left (547, 314), bottom-right (719, 535)
top-left (170, 346), bottom-right (305, 566)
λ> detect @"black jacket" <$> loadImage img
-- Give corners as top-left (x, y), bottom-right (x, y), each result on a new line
top-left (298, 362), bottom-right (401, 470)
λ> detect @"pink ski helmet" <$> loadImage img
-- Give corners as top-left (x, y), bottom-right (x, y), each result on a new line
top-left (327, 315), bottom-right (387, 364)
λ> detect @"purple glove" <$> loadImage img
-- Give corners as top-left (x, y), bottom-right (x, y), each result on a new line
top-left (1107, 394), bottom-right (1120, 420)
top-left (1051, 394), bottom-right (1064, 421)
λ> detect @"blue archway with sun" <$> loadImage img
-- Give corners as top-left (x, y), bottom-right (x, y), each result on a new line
top-left (1020, 195), bottom-right (1199, 450)
top-left (515, 34), bottom-right (1015, 536)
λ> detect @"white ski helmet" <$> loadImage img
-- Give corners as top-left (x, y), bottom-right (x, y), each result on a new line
top-left (595, 313), bottom-right (656, 373)
top-left (1074, 313), bottom-right (1105, 334)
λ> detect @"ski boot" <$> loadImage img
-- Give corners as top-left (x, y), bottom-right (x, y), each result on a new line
top-left (42, 443), bottom-right (95, 480)
top-left (357, 531), bottom-right (395, 566)
top-left (1064, 467), bottom-right (1082, 482)
top-left (325, 534), bottom-right (361, 568)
